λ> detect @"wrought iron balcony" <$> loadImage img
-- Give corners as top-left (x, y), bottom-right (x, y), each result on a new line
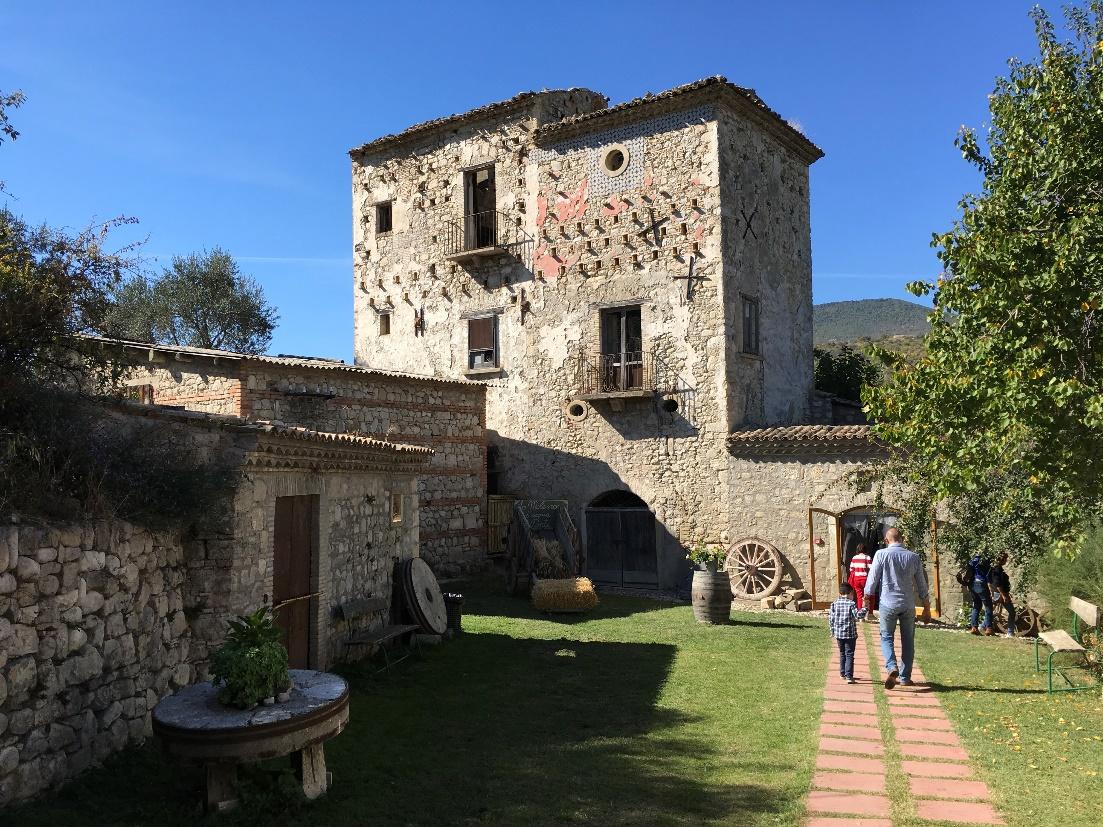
top-left (575, 351), bottom-right (658, 400)
top-left (445, 210), bottom-right (531, 263)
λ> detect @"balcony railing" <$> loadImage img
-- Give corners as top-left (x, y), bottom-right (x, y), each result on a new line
top-left (445, 210), bottom-right (531, 264)
top-left (575, 351), bottom-right (657, 398)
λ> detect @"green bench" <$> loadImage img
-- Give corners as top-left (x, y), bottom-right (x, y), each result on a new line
top-left (1035, 596), bottom-right (1099, 695)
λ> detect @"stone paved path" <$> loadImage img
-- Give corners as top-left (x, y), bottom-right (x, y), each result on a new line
top-left (804, 623), bottom-right (1006, 826)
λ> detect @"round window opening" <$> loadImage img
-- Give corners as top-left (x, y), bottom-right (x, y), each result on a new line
top-left (601, 144), bottom-right (630, 177)
top-left (569, 403), bottom-right (586, 418)
top-left (660, 397), bottom-right (680, 414)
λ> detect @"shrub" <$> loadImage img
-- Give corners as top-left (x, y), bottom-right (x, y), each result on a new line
top-left (210, 607), bottom-right (291, 709)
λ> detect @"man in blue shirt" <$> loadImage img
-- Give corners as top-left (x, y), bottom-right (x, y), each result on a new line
top-left (863, 527), bottom-right (932, 689)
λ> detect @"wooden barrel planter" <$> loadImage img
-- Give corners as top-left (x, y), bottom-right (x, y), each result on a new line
top-left (692, 570), bottom-right (732, 624)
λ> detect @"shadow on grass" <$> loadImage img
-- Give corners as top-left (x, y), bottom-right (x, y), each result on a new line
top-left (12, 631), bottom-right (790, 827)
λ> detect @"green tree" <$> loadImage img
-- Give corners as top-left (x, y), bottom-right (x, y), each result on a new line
top-left (813, 345), bottom-right (880, 401)
top-left (865, 2), bottom-right (1103, 554)
top-left (105, 247), bottom-right (278, 353)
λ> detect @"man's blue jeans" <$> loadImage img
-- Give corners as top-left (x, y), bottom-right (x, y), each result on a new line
top-left (970, 583), bottom-right (993, 630)
top-left (879, 605), bottom-right (915, 681)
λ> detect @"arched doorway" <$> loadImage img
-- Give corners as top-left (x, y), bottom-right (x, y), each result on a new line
top-left (585, 490), bottom-right (658, 588)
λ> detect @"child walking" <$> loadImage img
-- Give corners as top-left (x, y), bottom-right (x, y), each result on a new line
top-left (848, 542), bottom-right (873, 617)
top-left (829, 581), bottom-right (860, 684)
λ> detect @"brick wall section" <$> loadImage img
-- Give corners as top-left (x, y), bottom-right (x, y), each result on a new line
top-left (240, 364), bottom-right (487, 577)
top-left (128, 357), bottom-right (488, 577)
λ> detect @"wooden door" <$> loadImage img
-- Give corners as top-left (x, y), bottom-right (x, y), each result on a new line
top-left (585, 508), bottom-right (658, 588)
top-left (273, 495), bottom-right (316, 670)
top-left (487, 495), bottom-right (515, 556)
top-left (585, 510), bottom-right (622, 586)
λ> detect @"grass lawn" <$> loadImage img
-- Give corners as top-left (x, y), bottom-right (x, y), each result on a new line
top-left (11, 578), bottom-right (829, 827)
top-left (910, 626), bottom-right (1103, 827)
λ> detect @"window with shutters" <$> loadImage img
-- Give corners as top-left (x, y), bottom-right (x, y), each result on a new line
top-left (376, 201), bottom-right (393, 234)
top-left (467, 315), bottom-right (498, 369)
top-left (742, 296), bottom-right (759, 355)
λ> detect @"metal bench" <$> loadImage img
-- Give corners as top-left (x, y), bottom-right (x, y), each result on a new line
top-left (1035, 596), bottom-right (1099, 695)
top-left (336, 597), bottom-right (420, 673)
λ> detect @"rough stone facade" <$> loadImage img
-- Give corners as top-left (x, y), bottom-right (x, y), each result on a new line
top-left (349, 78), bottom-right (828, 590)
top-left (0, 520), bottom-right (191, 805)
top-left (0, 405), bottom-right (430, 806)
top-left (107, 340), bottom-right (487, 577)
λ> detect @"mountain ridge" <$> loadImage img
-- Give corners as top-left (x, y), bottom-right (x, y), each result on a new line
top-left (813, 298), bottom-right (931, 345)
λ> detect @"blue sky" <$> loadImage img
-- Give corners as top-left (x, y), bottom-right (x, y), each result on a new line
top-left (2, 1), bottom-right (1067, 360)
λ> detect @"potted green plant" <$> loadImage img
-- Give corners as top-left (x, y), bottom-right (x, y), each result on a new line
top-left (686, 542), bottom-right (726, 573)
top-left (210, 606), bottom-right (292, 709)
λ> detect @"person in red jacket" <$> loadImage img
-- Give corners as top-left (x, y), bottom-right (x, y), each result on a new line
top-left (848, 543), bottom-right (873, 617)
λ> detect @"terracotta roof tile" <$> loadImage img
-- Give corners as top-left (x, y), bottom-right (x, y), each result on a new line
top-left (348, 88), bottom-right (605, 157)
top-left (728, 425), bottom-right (884, 457)
top-left (536, 76), bottom-right (822, 162)
top-left (112, 401), bottom-right (434, 457)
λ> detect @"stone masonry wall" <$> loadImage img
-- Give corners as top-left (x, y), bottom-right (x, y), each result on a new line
top-left (128, 361), bottom-right (242, 416)
top-left (352, 102), bottom-right (737, 589)
top-left (726, 453), bottom-right (962, 618)
top-left (0, 520), bottom-right (191, 805)
top-left (716, 107), bottom-right (814, 427)
top-left (241, 366), bottom-right (485, 578)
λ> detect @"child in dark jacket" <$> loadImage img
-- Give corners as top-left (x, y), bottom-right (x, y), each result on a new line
top-left (828, 581), bottom-right (860, 683)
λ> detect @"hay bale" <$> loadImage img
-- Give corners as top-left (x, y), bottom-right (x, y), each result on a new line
top-left (532, 577), bottom-right (599, 613)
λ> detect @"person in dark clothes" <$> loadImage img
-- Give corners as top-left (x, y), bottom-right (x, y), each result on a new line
top-left (988, 552), bottom-right (1015, 637)
top-left (961, 555), bottom-right (994, 635)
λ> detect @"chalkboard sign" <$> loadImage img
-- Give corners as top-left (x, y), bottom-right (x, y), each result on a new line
top-left (517, 501), bottom-right (565, 535)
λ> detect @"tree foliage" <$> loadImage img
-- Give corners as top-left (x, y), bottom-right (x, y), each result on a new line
top-left (104, 248), bottom-right (278, 354)
top-left (0, 88), bottom-right (24, 145)
top-left (813, 344), bottom-right (880, 401)
top-left (0, 208), bottom-right (140, 397)
top-left (865, 2), bottom-right (1103, 555)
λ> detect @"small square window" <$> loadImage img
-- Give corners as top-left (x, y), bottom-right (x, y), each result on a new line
top-left (742, 296), bottom-right (760, 355)
top-left (126, 384), bottom-right (155, 405)
top-left (376, 202), bottom-right (393, 234)
top-left (391, 491), bottom-right (403, 524)
top-left (378, 313), bottom-right (391, 336)
top-left (467, 315), bottom-right (499, 369)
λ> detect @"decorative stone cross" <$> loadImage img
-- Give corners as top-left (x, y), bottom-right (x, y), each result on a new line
top-left (740, 205), bottom-right (759, 240)
top-left (672, 255), bottom-right (708, 301)
top-left (637, 207), bottom-right (669, 247)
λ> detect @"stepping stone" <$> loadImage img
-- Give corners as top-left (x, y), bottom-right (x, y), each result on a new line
top-left (915, 799), bottom-right (1004, 824)
top-left (825, 689), bottom-right (876, 700)
top-left (806, 818), bottom-right (891, 827)
top-left (885, 694), bottom-right (941, 706)
top-left (909, 776), bottom-right (991, 800)
top-left (899, 742), bottom-right (969, 761)
top-left (892, 715), bottom-right (953, 730)
top-left (895, 728), bottom-right (960, 745)
top-left (820, 723), bottom-right (883, 742)
top-left (816, 753), bottom-right (886, 774)
top-left (807, 790), bottom-right (891, 817)
top-left (902, 759), bottom-right (975, 779)
top-left (884, 704), bottom-right (945, 718)
top-left (813, 771), bottom-right (886, 793)
top-left (820, 736), bottom-right (884, 756)
top-left (824, 700), bottom-right (876, 713)
top-left (822, 711), bottom-right (866, 725)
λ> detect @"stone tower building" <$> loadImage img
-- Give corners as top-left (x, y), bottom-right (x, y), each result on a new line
top-left (350, 77), bottom-right (825, 590)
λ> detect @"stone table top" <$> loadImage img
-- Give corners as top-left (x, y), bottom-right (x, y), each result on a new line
top-left (153, 669), bottom-right (348, 733)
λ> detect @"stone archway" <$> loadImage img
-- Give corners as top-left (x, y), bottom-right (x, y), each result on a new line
top-left (584, 489), bottom-right (657, 589)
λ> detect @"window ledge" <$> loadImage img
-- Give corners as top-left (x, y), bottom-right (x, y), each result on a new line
top-left (464, 367), bottom-right (504, 379)
top-left (738, 351), bottom-right (764, 361)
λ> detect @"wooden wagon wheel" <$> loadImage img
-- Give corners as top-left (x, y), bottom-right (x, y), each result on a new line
top-left (725, 539), bottom-right (784, 599)
top-left (992, 603), bottom-right (1039, 637)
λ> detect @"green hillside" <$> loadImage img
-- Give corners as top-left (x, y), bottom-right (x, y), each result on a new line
top-left (813, 298), bottom-right (931, 344)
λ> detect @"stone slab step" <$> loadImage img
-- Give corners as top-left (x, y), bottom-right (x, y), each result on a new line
top-left (909, 776), bottom-right (992, 800)
top-left (883, 703), bottom-right (946, 718)
top-left (816, 753), bottom-right (886, 774)
top-left (807, 790), bottom-right (891, 817)
top-left (892, 714), bottom-right (952, 730)
top-left (885, 693), bottom-right (942, 706)
top-left (806, 818), bottom-right (891, 827)
top-left (915, 799), bottom-right (1004, 824)
top-left (824, 700), bottom-right (877, 713)
top-left (900, 742), bottom-right (969, 761)
top-left (895, 727), bottom-right (961, 745)
top-left (901, 759), bottom-right (976, 779)
top-left (813, 771), bottom-right (886, 793)
top-left (820, 736), bottom-right (884, 756)
top-left (820, 723), bottom-right (884, 742)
